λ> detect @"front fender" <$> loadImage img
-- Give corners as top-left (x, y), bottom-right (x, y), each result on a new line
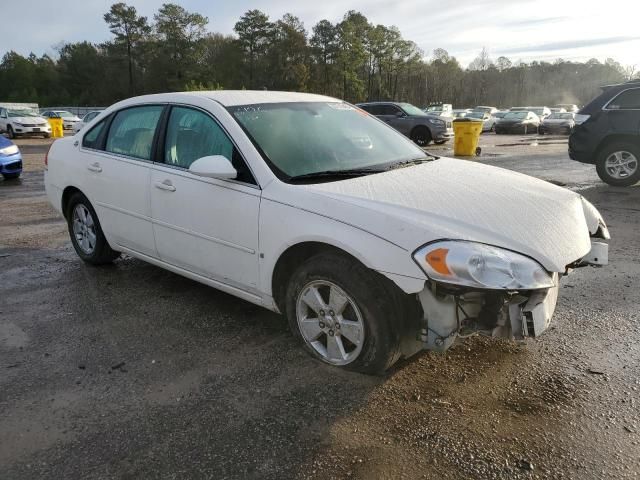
top-left (258, 198), bottom-right (427, 298)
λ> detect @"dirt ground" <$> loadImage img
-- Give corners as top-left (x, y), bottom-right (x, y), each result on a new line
top-left (1, 133), bottom-right (639, 479)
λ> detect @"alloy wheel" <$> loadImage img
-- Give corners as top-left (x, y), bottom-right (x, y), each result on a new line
top-left (295, 280), bottom-right (365, 366)
top-left (72, 204), bottom-right (97, 254)
top-left (604, 150), bottom-right (638, 179)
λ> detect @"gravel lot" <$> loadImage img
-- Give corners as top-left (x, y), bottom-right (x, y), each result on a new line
top-left (1, 133), bottom-right (639, 479)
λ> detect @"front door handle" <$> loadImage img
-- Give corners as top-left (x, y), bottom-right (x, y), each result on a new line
top-left (87, 162), bottom-right (102, 173)
top-left (154, 180), bottom-right (176, 192)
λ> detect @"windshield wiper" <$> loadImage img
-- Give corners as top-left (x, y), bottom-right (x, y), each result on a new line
top-left (289, 168), bottom-right (384, 182)
top-left (385, 155), bottom-right (437, 170)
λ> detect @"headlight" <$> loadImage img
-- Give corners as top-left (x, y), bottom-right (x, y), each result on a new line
top-left (427, 118), bottom-right (445, 126)
top-left (0, 145), bottom-right (19, 156)
top-left (14, 122), bottom-right (24, 127)
top-left (413, 240), bottom-right (555, 290)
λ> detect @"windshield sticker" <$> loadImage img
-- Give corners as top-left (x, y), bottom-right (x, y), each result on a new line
top-left (327, 103), bottom-right (355, 111)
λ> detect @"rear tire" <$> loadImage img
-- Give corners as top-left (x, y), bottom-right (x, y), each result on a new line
top-left (410, 126), bottom-right (432, 147)
top-left (596, 142), bottom-right (640, 187)
top-left (66, 192), bottom-right (120, 264)
top-left (285, 252), bottom-right (402, 374)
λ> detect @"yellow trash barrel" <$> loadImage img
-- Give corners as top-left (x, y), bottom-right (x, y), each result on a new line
top-left (452, 118), bottom-right (483, 156)
top-left (48, 118), bottom-right (64, 138)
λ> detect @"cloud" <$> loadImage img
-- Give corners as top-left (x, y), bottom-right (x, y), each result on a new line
top-left (0, 0), bottom-right (638, 67)
top-left (496, 36), bottom-right (640, 54)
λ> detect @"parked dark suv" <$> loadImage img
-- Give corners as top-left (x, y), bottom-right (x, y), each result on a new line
top-left (569, 80), bottom-right (640, 186)
top-left (356, 102), bottom-right (453, 146)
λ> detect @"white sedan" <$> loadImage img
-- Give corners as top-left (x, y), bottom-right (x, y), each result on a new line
top-left (44, 91), bottom-right (610, 374)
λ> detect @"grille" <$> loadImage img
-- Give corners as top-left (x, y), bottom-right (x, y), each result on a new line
top-left (5, 161), bottom-right (22, 170)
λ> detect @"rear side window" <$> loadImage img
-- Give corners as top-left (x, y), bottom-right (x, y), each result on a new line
top-left (106, 106), bottom-right (163, 160)
top-left (607, 88), bottom-right (640, 110)
top-left (82, 119), bottom-right (107, 150)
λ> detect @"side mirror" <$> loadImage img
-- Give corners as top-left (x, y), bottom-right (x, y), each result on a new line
top-left (395, 111), bottom-right (405, 117)
top-left (188, 155), bottom-right (237, 180)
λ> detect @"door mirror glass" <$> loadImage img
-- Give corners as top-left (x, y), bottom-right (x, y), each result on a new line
top-left (395, 110), bottom-right (405, 117)
top-left (189, 155), bottom-right (237, 180)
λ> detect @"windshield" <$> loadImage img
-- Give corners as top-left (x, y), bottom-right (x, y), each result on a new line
top-left (504, 112), bottom-right (527, 119)
top-left (56, 111), bottom-right (74, 118)
top-left (529, 108), bottom-right (545, 115)
top-left (424, 106), bottom-right (441, 112)
top-left (230, 102), bottom-right (428, 180)
top-left (398, 103), bottom-right (428, 117)
top-left (548, 113), bottom-right (574, 120)
top-left (8, 109), bottom-right (38, 117)
top-left (466, 112), bottom-right (485, 119)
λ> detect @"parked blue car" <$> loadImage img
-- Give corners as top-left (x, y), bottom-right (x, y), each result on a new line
top-left (0, 135), bottom-right (22, 179)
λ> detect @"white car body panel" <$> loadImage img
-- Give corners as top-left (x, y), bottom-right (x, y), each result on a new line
top-left (44, 90), bottom-right (607, 318)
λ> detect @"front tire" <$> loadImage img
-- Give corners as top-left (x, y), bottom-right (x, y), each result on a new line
top-left (7, 125), bottom-right (16, 139)
top-left (66, 192), bottom-right (120, 264)
top-left (285, 252), bottom-right (401, 374)
top-left (2, 173), bottom-right (20, 180)
top-left (410, 126), bottom-right (432, 147)
top-left (596, 142), bottom-right (640, 187)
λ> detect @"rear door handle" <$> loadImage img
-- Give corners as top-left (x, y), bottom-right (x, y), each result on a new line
top-left (154, 180), bottom-right (176, 192)
top-left (87, 162), bottom-right (102, 173)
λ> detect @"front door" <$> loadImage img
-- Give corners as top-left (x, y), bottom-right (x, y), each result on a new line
top-left (149, 106), bottom-right (261, 293)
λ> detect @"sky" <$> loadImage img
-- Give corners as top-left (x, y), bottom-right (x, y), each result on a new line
top-left (2, 0), bottom-right (639, 68)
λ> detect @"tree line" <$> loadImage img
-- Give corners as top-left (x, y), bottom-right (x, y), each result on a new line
top-left (0, 2), bottom-right (636, 108)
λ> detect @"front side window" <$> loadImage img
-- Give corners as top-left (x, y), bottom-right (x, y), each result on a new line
top-left (106, 105), bottom-right (163, 160)
top-left (82, 119), bottom-right (107, 150)
top-left (607, 88), bottom-right (640, 110)
top-left (164, 107), bottom-right (233, 169)
top-left (398, 103), bottom-right (427, 117)
top-left (230, 102), bottom-right (427, 179)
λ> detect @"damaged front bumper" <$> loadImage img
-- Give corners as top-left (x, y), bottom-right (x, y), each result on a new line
top-left (414, 281), bottom-right (560, 354)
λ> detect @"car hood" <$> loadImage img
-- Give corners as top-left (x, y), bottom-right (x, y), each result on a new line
top-left (296, 158), bottom-right (593, 272)
top-left (13, 116), bottom-right (47, 124)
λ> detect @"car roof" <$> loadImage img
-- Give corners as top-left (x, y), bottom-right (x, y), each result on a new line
top-left (356, 101), bottom-right (397, 106)
top-left (121, 90), bottom-right (340, 108)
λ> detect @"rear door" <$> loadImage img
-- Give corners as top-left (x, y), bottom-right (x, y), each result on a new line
top-left (604, 87), bottom-right (640, 135)
top-left (149, 105), bottom-right (261, 293)
top-left (79, 105), bottom-right (163, 257)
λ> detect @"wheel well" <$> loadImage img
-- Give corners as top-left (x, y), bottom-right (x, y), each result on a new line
top-left (61, 186), bottom-right (81, 219)
top-left (596, 134), bottom-right (640, 157)
top-left (271, 242), bottom-right (369, 313)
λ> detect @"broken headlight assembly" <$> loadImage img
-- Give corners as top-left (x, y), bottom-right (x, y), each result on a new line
top-left (413, 241), bottom-right (555, 290)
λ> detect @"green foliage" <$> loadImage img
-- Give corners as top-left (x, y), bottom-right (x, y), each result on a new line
top-left (0, 3), bottom-right (631, 108)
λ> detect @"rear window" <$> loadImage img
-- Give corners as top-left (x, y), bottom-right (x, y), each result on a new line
top-left (606, 88), bottom-right (640, 110)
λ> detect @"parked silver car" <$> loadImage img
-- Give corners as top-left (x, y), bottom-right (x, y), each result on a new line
top-left (357, 102), bottom-right (453, 146)
top-left (465, 111), bottom-right (496, 132)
